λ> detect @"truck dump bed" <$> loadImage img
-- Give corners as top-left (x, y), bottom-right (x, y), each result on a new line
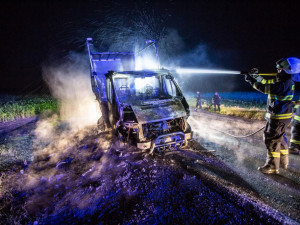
top-left (87, 38), bottom-right (136, 101)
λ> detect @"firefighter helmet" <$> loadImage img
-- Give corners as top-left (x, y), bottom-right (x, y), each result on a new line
top-left (276, 57), bottom-right (300, 74)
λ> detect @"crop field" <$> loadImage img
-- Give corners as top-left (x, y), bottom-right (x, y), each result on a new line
top-left (0, 95), bottom-right (58, 122)
top-left (186, 91), bottom-right (300, 120)
top-left (0, 95), bottom-right (58, 170)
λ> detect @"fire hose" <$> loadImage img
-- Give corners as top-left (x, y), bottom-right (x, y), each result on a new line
top-left (213, 116), bottom-right (296, 138)
top-left (210, 126), bottom-right (265, 138)
top-left (202, 115), bottom-right (295, 138)
top-left (189, 116), bottom-right (266, 138)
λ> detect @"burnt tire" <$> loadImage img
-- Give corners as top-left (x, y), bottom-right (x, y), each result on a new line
top-left (185, 122), bottom-right (192, 132)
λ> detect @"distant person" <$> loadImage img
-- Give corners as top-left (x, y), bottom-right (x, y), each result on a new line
top-left (289, 105), bottom-right (300, 155)
top-left (244, 57), bottom-right (300, 174)
top-left (195, 91), bottom-right (202, 111)
top-left (212, 92), bottom-right (221, 112)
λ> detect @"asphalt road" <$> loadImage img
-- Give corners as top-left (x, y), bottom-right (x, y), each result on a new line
top-left (189, 110), bottom-right (300, 223)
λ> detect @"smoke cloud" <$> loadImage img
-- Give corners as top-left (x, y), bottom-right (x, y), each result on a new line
top-left (42, 53), bottom-right (101, 131)
top-left (174, 44), bottom-right (214, 68)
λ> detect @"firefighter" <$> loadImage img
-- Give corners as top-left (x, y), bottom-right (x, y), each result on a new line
top-left (195, 91), bottom-right (202, 111)
top-left (289, 105), bottom-right (300, 155)
top-left (212, 92), bottom-right (221, 112)
top-left (244, 57), bottom-right (300, 174)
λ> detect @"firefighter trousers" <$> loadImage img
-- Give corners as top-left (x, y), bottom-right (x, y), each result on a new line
top-left (290, 106), bottom-right (300, 150)
top-left (196, 100), bottom-right (202, 110)
top-left (213, 103), bottom-right (220, 112)
top-left (263, 118), bottom-right (290, 170)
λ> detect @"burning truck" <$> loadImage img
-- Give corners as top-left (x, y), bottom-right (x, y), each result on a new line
top-left (86, 38), bottom-right (192, 153)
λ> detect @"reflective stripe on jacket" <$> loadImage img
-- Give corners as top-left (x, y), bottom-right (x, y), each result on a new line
top-left (252, 74), bottom-right (294, 120)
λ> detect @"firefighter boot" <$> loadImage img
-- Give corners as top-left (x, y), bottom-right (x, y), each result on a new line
top-left (258, 157), bottom-right (279, 174)
top-left (280, 153), bottom-right (289, 169)
top-left (258, 165), bottom-right (279, 174)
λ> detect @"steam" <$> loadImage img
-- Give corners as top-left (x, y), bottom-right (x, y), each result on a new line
top-left (188, 115), bottom-right (265, 164)
top-left (149, 30), bottom-right (239, 93)
top-left (135, 53), bottom-right (160, 70)
top-left (42, 53), bottom-right (101, 131)
top-left (174, 44), bottom-right (214, 68)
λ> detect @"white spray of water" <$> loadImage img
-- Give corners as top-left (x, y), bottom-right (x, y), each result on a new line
top-left (176, 68), bottom-right (240, 75)
top-left (135, 54), bottom-right (159, 70)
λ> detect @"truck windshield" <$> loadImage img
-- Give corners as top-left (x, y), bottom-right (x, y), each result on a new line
top-left (113, 74), bottom-right (179, 104)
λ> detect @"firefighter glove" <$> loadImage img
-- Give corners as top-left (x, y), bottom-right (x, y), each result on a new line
top-left (249, 73), bottom-right (263, 83)
top-left (248, 67), bottom-right (263, 82)
top-left (245, 74), bottom-right (256, 84)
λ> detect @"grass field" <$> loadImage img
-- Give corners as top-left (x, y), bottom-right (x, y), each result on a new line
top-left (0, 95), bottom-right (58, 122)
top-left (186, 91), bottom-right (300, 120)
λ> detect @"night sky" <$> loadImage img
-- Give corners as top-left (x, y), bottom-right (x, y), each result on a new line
top-left (1, 0), bottom-right (300, 93)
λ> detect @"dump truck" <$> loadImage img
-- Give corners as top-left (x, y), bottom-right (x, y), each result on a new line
top-left (86, 38), bottom-right (192, 153)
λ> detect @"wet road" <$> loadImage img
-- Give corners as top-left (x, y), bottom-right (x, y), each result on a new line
top-left (189, 110), bottom-right (300, 223)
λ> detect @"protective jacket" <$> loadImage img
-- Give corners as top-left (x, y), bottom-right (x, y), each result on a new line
top-left (251, 74), bottom-right (294, 120)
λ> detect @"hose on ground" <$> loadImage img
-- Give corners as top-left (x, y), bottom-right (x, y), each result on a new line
top-left (214, 119), bottom-right (293, 138)
top-left (210, 119), bottom-right (293, 138)
top-left (190, 115), bottom-right (266, 138)
top-left (210, 126), bottom-right (265, 138)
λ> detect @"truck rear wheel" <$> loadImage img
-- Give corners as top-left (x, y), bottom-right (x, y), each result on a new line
top-left (97, 117), bottom-right (108, 131)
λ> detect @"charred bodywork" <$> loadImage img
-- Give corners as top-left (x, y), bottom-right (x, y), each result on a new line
top-left (87, 38), bottom-right (192, 152)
